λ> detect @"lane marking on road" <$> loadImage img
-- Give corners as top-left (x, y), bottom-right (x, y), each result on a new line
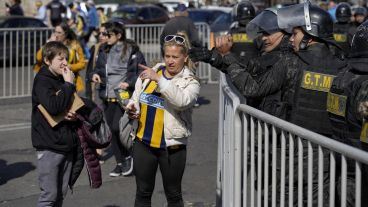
top-left (0, 122), bottom-right (31, 132)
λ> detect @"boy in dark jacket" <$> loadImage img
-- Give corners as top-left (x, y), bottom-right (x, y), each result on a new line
top-left (31, 41), bottom-right (78, 207)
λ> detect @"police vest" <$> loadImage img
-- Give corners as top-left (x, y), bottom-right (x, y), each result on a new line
top-left (229, 26), bottom-right (259, 64)
top-left (292, 46), bottom-right (344, 136)
top-left (333, 23), bottom-right (352, 56)
top-left (328, 71), bottom-right (368, 151)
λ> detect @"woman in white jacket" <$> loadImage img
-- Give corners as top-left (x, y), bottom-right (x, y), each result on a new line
top-left (126, 33), bottom-right (200, 207)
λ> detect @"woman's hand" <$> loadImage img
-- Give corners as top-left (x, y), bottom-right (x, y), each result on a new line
top-left (92, 74), bottom-right (101, 83)
top-left (64, 110), bottom-right (77, 121)
top-left (138, 64), bottom-right (160, 82)
top-left (126, 103), bottom-right (140, 119)
top-left (119, 82), bottom-right (129, 90)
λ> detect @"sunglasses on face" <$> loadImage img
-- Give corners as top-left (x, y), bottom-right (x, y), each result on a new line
top-left (98, 32), bottom-right (108, 36)
top-left (164, 35), bottom-right (185, 45)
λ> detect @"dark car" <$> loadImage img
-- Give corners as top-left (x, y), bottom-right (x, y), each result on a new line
top-left (0, 16), bottom-right (50, 67)
top-left (110, 4), bottom-right (170, 24)
top-left (188, 8), bottom-right (229, 25)
top-left (210, 12), bottom-right (232, 34)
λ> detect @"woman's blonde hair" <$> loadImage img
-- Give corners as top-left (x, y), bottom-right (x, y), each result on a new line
top-left (163, 31), bottom-right (196, 73)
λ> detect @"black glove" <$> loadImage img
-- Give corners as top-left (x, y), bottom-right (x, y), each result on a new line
top-left (189, 47), bottom-right (213, 63)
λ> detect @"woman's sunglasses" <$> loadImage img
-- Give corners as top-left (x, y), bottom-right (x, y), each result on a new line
top-left (164, 35), bottom-right (185, 45)
top-left (98, 32), bottom-right (108, 36)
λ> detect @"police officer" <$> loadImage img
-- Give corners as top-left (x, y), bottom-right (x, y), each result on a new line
top-left (228, 1), bottom-right (259, 63)
top-left (277, 3), bottom-right (349, 206)
top-left (190, 8), bottom-right (298, 118)
top-left (352, 6), bottom-right (367, 26)
top-left (327, 20), bottom-right (368, 207)
top-left (333, 2), bottom-right (355, 57)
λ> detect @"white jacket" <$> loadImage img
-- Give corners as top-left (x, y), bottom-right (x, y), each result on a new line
top-left (129, 63), bottom-right (200, 139)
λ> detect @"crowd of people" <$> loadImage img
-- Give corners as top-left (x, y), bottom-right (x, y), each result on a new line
top-left (16, 0), bottom-right (368, 206)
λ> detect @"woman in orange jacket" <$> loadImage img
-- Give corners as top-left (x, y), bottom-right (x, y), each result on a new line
top-left (34, 22), bottom-right (86, 92)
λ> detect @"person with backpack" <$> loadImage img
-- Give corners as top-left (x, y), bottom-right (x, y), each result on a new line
top-left (91, 22), bottom-right (146, 177)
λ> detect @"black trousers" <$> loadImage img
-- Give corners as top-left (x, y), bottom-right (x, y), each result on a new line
top-left (133, 139), bottom-right (186, 207)
top-left (104, 101), bottom-right (129, 164)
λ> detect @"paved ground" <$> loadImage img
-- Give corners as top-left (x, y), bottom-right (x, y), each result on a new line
top-left (0, 83), bottom-right (219, 207)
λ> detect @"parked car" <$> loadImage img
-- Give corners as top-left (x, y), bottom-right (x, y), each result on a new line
top-left (188, 8), bottom-right (228, 25)
top-left (210, 11), bottom-right (232, 35)
top-left (95, 3), bottom-right (120, 18)
top-left (110, 4), bottom-right (170, 24)
top-left (0, 16), bottom-right (50, 67)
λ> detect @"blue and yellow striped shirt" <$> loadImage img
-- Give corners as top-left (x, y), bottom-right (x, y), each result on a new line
top-left (136, 69), bottom-right (169, 149)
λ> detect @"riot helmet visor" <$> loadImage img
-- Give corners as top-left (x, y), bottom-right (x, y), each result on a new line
top-left (246, 9), bottom-right (280, 39)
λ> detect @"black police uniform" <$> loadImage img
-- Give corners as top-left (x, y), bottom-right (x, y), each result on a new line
top-left (327, 20), bottom-right (368, 207)
top-left (229, 1), bottom-right (259, 64)
top-left (291, 43), bottom-right (347, 136)
top-left (229, 22), bottom-right (259, 64)
top-left (333, 3), bottom-right (355, 57)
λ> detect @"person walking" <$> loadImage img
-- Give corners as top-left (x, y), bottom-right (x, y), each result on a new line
top-left (32, 41), bottom-right (78, 207)
top-left (126, 33), bottom-right (200, 207)
top-left (91, 22), bottom-right (146, 177)
top-left (85, 22), bottom-right (111, 163)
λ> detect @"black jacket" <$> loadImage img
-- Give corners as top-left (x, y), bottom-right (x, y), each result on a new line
top-left (91, 40), bottom-right (146, 99)
top-left (31, 66), bottom-right (77, 153)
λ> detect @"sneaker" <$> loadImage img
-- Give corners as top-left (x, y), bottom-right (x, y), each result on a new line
top-left (121, 156), bottom-right (133, 176)
top-left (109, 164), bottom-right (123, 177)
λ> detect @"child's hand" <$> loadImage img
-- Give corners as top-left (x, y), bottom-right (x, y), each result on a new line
top-left (64, 111), bottom-right (77, 121)
top-left (62, 67), bottom-right (74, 84)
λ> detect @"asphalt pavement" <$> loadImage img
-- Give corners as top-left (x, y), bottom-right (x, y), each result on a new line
top-left (0, 83), bottom-right (219, 207)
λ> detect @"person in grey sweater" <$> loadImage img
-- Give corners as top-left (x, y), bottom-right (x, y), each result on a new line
top-left (91, 21), bottom-right (146, 177)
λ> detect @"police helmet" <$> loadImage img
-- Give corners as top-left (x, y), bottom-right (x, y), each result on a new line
top-left (350, 20), bottom-right (368, 57)
top-left (354, 6), bottom-right (368, 17)
top-left (233, 1), bottom-right (256, 22)
top-left (303, 5), bottom-right (334, 40)
top-left (336, 2), bottom-right (352, 23)
top-left (278, 4), bottom-right (333, 41)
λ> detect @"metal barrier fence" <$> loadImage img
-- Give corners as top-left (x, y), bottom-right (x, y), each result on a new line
top-left (217, 73), bottom-right (368, 207)
top-left (0, 23), bottom-right (215, 99)
top-left (0, 27), bottom-right (53, 99)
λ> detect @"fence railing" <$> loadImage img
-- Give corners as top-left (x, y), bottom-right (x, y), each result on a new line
top-left (0, 27), bottom-right (53, 99)
top-left (217, 73), bottom-right (368, 207)
top-left (0, 23), bottom-right (215, 100)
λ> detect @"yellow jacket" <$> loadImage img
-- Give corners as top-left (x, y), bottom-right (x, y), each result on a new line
top-left (34, 41), bottom-right (86, 92)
